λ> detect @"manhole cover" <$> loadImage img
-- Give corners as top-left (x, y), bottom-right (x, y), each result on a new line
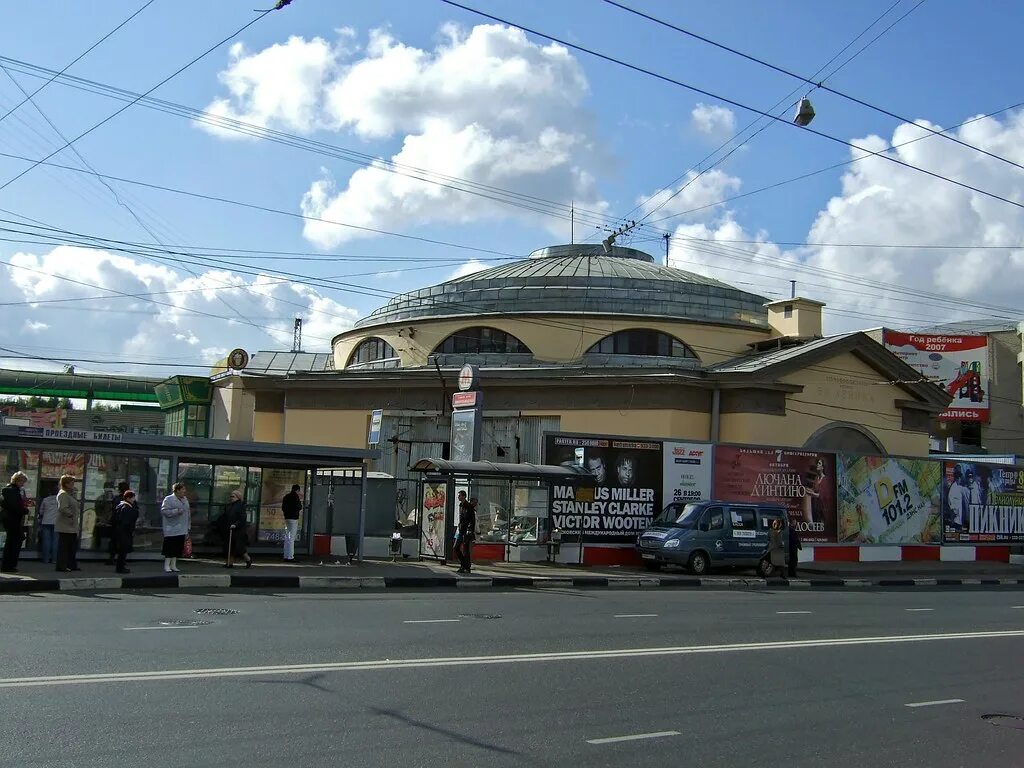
top-left (457, 613), bottom-right (502, 620)
top-left (195, 608), bottom-right (239, 616)
top-left (982, 714), bottom-right (1024, 731)
top-left (158, 619), bottom-right (213, 627)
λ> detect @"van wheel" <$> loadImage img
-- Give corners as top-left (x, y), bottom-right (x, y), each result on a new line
top-left (688, 551), bottom-right (710, 575)
top-left (757, 558), bottom-right (775, 578)
top-left (642, 562), bottom-right (662, 572)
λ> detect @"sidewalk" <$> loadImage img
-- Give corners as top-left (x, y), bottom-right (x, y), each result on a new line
top-left (1, 555), bottom-right (1022, 592)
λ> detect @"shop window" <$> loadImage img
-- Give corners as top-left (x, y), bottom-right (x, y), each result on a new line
top-left (960, 422), bottom-right (982, 447)
top-left (433, 327), bottom-right (530, 355)
top-left (347, 337), bottom-right (398, 367)
top-left (586, 330), bottom-right (698, 358)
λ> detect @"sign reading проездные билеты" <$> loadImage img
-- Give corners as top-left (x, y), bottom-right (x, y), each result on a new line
top-left (16, 426), bottom-right (123, 443)
top-left (882, 331), bottom-right (989, 422)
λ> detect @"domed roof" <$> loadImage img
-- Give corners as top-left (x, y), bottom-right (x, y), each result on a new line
top-left (354, 244), bottom-right (769, 330)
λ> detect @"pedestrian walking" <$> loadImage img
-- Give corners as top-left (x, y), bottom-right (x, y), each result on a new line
top-left (767, 517), bottom-right (787, 578)
top-left (160, 482), bottom-right (191, 573)
top-left (110, 490), bottom-right (140, 574)
top-left (787, 519), bottom-right (802, 577)
top-left (37, 490), bottom-right (58, 564)
top-left (1, 471), bottom-right (29, 573)
top-left (219, 489), bottom-right (252, 569)
top-left (55, 475), bottom-right (81, 573)
top-left (281, 484), bottom-right (302, 561)
top-left (455, 491), bottom-right (476, 574)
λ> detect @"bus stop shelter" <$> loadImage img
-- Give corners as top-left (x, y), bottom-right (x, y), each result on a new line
top-left (0, 426), bottom-right (378, 560)
top-left (411, 458), bottom-right (595, 563)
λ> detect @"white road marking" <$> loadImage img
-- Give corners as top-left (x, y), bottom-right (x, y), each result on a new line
top-left (587, 731), bottom-right (681, 745)
top-left (0, 629), bottom-right (1021, 689)
top-left (905, 608), bottom-right (935, 612)
top-left (402, 619), bottom-right (460, 624)
top-left (1012, 606), bottom-right (1024, 609)
top-left (614, 614), bottom-right (658, 618)
top-left (776, 611), bottom-right (813, 615)
top-left (122, 626), bottom-right (199, 632)
top-left (905, 699), bottom-right (965, 708)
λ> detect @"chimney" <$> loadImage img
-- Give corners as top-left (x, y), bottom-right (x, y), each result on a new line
top-left (765, 297), bottom-right (825, 340)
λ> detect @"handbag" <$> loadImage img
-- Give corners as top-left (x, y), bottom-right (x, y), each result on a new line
top-left (183, 535), bottom-right (193, 558)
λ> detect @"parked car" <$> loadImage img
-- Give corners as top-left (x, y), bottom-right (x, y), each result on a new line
top-left (636, 500), bottom-right (788, 576)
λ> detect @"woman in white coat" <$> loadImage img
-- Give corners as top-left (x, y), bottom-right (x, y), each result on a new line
top-left (160, 482), bottom-right (191, 573)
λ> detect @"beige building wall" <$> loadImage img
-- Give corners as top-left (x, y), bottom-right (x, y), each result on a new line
top-left (718, 351), bottom-right (929, 455)
top-left (522, 409), bottom-right (712, 441)
top-left (253, 412), bottom-right (284, 443)
top-left (283, 409), bottom-right (370, 447)
top-left (334, 316), bottom-right (771, 369)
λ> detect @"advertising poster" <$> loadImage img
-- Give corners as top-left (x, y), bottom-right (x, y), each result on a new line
top-left (883, 331), bottom-right (989, 421)
top-left (942, 461), bottom-right (1024, 543)
top-left (420, 482), bottom-right (448, 559)
top-left (546, 433), bottom-right (662, 543)
top-left (837, 456), bottom-right (942, 544)
top-left (258, 468), bottom-right (306, 542)
top-left (662, 441), bottom-right (712, 506)
top-left (713, 446), bottom-right (837, 543)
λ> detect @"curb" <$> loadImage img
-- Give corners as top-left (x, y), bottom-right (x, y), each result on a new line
top-left (2, 574), bottom-right (1024, 593)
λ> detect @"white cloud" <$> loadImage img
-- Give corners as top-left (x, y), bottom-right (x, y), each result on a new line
top-left (4, 247), bottom-right (359, 372)
top-left (691, 103), bottom-right (736, 138)
top-left (204, 24), bottom-right (608, 246)
top-left (667, 111), bottom-right (1024, 333)
top-left (447, 260), bottom-right (491, 280)
top-left (637, 169), bottom-right (741, 221)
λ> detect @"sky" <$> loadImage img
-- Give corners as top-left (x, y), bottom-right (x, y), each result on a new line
top-left (0, 0), bottom-right (1022, 374)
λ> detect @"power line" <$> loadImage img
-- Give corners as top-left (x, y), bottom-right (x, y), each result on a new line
top-left (0, 6), bottom-right (278, 193)
top-left (437, 0), bottom-right (1024, 213)
top-left (0, 0), bottom-right (156, 126)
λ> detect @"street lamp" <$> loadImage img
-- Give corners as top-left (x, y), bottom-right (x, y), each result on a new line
top-left (794, 97), bottom-right (815, 127)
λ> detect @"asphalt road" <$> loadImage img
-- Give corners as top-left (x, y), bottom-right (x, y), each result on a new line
top-left (0, 587), bottom-right (1022, 767)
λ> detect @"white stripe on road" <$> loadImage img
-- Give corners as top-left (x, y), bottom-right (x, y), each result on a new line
top-left (905, 608), bottom-right (935, 612)
top-left (0, 629), bottom-right (1021, 689)
top-left (614, 614), bottom-right (658, 618)
top-left (776, 611), bottom-right (813, 615)
top-left (587, 731), bottom-right (680, 745)
top-left (402, 619), bottom-right (460, 624)
top-left (905, 699), bottom-right (965, 708)
top-left (123, 626), bottom-right (199, 631)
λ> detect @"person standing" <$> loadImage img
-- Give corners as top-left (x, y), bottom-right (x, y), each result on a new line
top-left (37, 490), bottom-right (58, 565)
top-left (55, 475), bottom-right (81, 573)
top-left (456, 492), bottom-right (476, 574)
top-left (767, 517), bottom-right (787, 578)
top-left (220, 489), bottom-right (252, 569)
top-left (281, 484), bottom-right (302, 561)
top-left (111, 490), bottom-right (140, 574)
top-left (1, 471), bottom-right (29, 573)
top-left (160, 482), bottom-right (191, 573)
top-left (787, 519), bottom-right (802, 577)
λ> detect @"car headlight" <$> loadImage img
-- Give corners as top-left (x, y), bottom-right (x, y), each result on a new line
top-left (663, 539), bottom-right (680, 549)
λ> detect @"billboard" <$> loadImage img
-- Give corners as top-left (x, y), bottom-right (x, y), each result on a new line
top-left (837, 456), bottom-right (942, 544)
top-left (882, 331), bottom-right (989, 422)
top-left (713, 446), bottom-right (837, 544)
top-left (662, 441), bottom-right (712, 506)
top-left (258, 468), bottom-right (306, 542)
top-left (942, 461), bottom-right (1024, 543)
top-left (419, 481), bottom-right (448, 559)
top-left (546, 433), bottom-right (662, 543)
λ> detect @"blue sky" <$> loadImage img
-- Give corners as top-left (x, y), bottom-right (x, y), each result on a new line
top-left (1, 0), bottom-right (1022, 370)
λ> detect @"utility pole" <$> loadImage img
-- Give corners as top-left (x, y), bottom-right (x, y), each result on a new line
top-left (570, 201), bottom-right (575, 244)
top-left (790, 280), bottom-right (797, 299)
top-left (663, 233), bottom-right (671, 265)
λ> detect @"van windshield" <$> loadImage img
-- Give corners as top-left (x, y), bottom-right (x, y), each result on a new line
top-left (654, 503), bottom-right (702, 527)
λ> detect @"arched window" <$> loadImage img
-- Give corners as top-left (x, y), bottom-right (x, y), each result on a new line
top-left (347, 337), bottom-right (398, 367)
top-left (433, 327), bottom-right (531, 355)
top-left (586, 330), bottom-right (698, 358)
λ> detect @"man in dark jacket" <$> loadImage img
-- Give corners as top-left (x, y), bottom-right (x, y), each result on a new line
top-left (110, 490), bottom-right (140, 574)
top-left (455, 492), bottom-right (477, 574)
top-left (281, 484), bottom-right (303, 561)
top-left (787, 520), bottom-right (802, 577)
top-left (1, 471), bottom-right (29, 573)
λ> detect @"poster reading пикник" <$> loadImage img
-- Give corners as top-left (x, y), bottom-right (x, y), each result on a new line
top-left (837, 455), bottom-right (942, 544)
top-left (713, 445), bottom-right (837, 544)
top-left (258, 468), bottom-right (307, 542)
top-left (942, 461), bottom-right (1024, 543)
top-left (882, 331), bottom-right (989, 422)
top-left (419, 482), bottom-right (448, 559)
top-left (546, 433), bottom-right (662, 543)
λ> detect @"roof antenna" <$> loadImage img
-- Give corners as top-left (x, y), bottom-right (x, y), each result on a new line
top-left (790, 280), bottom-right (797, 299)
top-left (292, 318), bottom-right (303, 352)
